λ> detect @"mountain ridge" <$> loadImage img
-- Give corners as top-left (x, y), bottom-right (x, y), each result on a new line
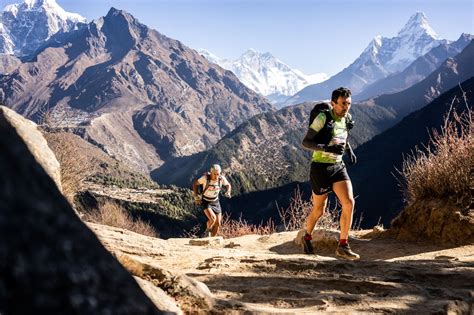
top-left (355, 33), bottom-right (473, 101)
top-left (0, 7), bottom-right (273, 174)
top-left (199, 48), bottom-right (328, 105)
top-left (285, 12), bottom-right (446, 105)
top-left (153, 41), bottom-right (474, 224)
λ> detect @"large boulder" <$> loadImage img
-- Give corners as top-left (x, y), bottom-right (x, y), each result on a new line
top-left (0, 105), bottom-right (62, 190)
top-left (0, 113), bottom-right (163, 313)
top-left (390, 199), bottom-right (474, 246)
top-left (295, 229), bottom-right (339, 251)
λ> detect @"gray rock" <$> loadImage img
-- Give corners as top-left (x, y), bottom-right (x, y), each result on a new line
top-left (135, 277), bottom-right (182, 315)
top-left (295, 229), bottom-right (339, 250)
top-left (0, 105), bottom-right (62, 191)
top-left (0, 114), bottom-right (163, 313)
top-left (189, 236), bottom-right (224, 246)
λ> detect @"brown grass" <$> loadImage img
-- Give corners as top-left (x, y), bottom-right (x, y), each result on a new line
top-left (183, 186), bottom-right (361, 239)
top-left (83, 201), bottom-right (158, 237)
top-left (216, 186), bottom-right (350, 239)
top-left (219, 213), bottom-right (276, 238)
top-left (277, 186), bottom-right (341, 231)
top-left (43, 132), bottom-right (96, 203)
top-left (399, 106), bottom-right (473, 207)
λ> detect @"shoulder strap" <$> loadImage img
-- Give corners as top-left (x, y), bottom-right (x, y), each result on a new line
top-left (324, 110), bottom-right (354, 130)
top-left (323, 110), bottom-right (333, 123)
top-left (202, 173), bottom-right (211, 195)
top-left (202, 173), bottom-right (223, 194)
top-left (345, 114), bottom-right (354, 131)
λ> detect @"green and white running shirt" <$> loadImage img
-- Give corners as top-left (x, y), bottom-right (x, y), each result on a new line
top-left (309, 110), bottom-right (349, 163)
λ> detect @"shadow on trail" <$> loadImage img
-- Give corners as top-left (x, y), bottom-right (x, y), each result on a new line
top-left (198, 258), bottom-right (474, 313)
top-left (269, 233), bottom-right (463, 261)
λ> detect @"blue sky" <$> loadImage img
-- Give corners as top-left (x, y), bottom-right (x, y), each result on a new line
top-left (2, 0), bottom-right (473, 75)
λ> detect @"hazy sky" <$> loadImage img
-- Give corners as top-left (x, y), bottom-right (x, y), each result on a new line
top-left (1, 0), bottom-right (473, 75)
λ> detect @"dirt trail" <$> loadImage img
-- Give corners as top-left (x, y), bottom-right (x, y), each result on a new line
top-left (90, 225), bottom-right (474, 314)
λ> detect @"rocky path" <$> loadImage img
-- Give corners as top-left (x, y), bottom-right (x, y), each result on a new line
top-left (89, 224), bottom-right (474, 314)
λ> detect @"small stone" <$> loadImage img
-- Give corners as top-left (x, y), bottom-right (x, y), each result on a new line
top-left (189, 236), bottom-right (224, 246)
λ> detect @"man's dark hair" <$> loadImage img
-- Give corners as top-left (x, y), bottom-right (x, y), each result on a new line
top-left (331, 87), bottom-right (352, 103)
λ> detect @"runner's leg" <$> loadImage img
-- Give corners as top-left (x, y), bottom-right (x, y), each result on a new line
top-left (332, 180), bottom-right (354, 240)
top-left (203, 208), bottom-right (217, 231)
top-left (306, 193), bottom-right (329, 234)
top-left (211, 212), bottom-right (222, 236)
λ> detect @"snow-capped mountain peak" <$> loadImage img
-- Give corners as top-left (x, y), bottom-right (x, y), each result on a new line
top-left (1, 0), bottom-right (86, 56)
top-left (363, 35), bottom-right (383, 57)
top-left (5, 0), bottom-right (85, 22)
top-left (285, 11), bottom-right (448, 105)
top-left (22, 0), bottom-right (62, 10)
top-left (398, 12), bottom-right (438, 39)
top-left (358, 12), bottom-right (444, 74)
top-left (199, 48), bottom-right (328, 104)
top-left (198, 49), bottom-right (223, 65)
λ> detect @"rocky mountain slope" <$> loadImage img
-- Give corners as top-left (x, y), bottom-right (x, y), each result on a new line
top-left (153, 100), bottom-right (396, 193)
top-left (0, 54), bottom-right (21, 74)
top-left (0, 7), bottom-right (272, 173)
top-left (158, 34), bottom-right (474, 191)
top-left (154, 41), bottom-right (474, 226)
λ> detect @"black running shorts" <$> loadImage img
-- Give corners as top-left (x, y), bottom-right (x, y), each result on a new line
top-left (310, 162), bottom-right (350, 195)
top-left (201, 199), bottom-right (222, 214)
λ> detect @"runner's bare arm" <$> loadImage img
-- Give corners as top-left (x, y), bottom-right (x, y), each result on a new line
top-left (224, 183), bottom-right (232, 197)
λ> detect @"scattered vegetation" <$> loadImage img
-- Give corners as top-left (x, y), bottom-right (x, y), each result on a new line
top-left (219, 213), bottom-right (276, 238)
top-left (107, 187), bottom-right (196, 221)
top-left (83, 201), bottom-right (158, 237)
top-left (88, 172), bottom-right (160, 190)
top-left (188, 186), bottom-right (356, 239)
top-left (43, 128), bottom-right (196, 237)
top-left (43, 132), bottom-right (96, 203)
top-left (277, 186), bottom-right (343, 231)
top-left (392, 96), bottom-right (473, 245)
top-left (158, 186), bottom-right (197, 220)
top-left (399, 105), bottom-right (472, 208)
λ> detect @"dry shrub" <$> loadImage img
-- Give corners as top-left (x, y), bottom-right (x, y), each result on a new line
top-left (181, 224), bottom-right (201, 238)
top-left (277, 186), bottom-right (341, 231)
top-left (399, 106), bottom-right (473, 207)
top-left (219, 213), bottom-right (275, 238)
top-left (83, 201), bottom-right (158, 237)
top-left (43, 132), bottom-right (95, 203)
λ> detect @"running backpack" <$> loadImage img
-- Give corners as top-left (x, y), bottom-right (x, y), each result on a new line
top-left (197, 172), bottom-right (222, 196)
top-left (307, 102), bottom-right (355, 145)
